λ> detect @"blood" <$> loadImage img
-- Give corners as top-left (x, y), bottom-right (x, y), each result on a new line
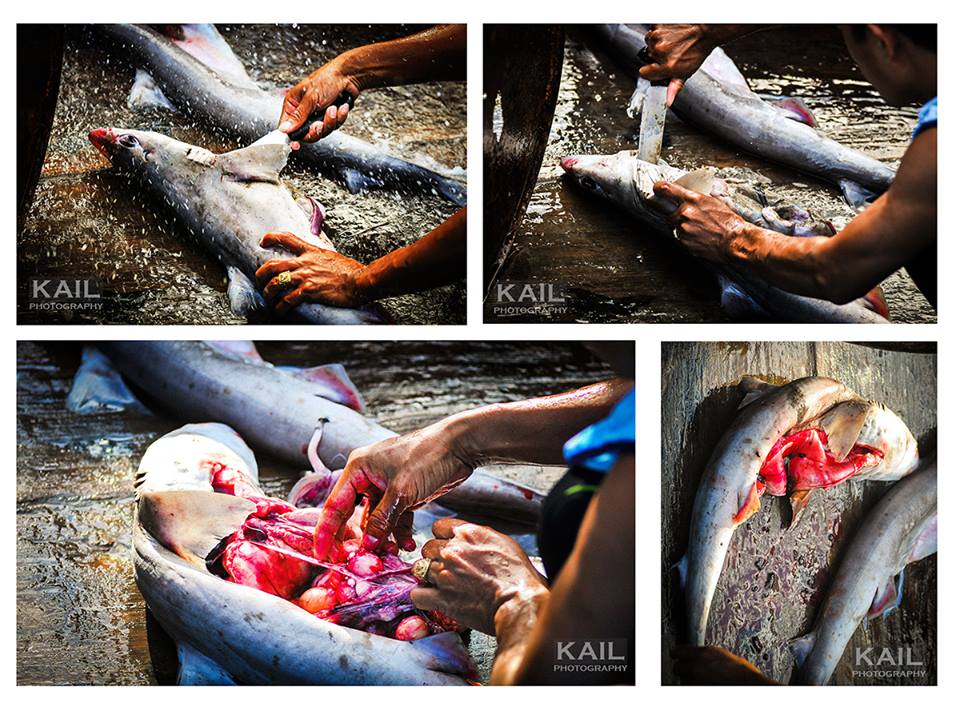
top-left (758, 428), bottom-right (883, 497)
top-left (206, 463), bottom-right (456, 640)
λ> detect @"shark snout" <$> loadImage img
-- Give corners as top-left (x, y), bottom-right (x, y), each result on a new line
top-left (560, 156), bottom-right (578, 172)
top-left (89, 128), bottom-right (117, 159)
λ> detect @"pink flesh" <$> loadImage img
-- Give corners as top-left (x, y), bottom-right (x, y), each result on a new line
top-left (758, 428), bottom-right (882, 496)
top-left (206, 462), bottom-right (454, 639)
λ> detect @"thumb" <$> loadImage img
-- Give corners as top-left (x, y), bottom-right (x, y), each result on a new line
top-left (279, 83), bottom-right (312, 133)
top-left (362, 486), bottom-right (405, 551)
top-left (261, 231), bottom-right (314, 255)
top-left (653, 179), bottom-right (699, 204)
top-left (666, 78), bottom-right (685, 107)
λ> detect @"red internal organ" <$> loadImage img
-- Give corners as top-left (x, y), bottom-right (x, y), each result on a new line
top-left (759, 428), bottom-right (882, 495)
top-left (206, 462), bottom-right (448, 641)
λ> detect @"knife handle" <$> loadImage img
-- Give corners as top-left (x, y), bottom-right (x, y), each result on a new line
top-left (288, 91), bottom-right (356, 142)
top-left (637, 47), bottom-right (669, 87)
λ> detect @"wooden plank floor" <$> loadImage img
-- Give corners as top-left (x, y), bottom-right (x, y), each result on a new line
top-left (661, 341), bottom-right (936, 684)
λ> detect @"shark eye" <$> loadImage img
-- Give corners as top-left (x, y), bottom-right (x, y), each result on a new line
top-left (118, 134), bottom-right (140, 149)
top-left (579, 176), bottom-right (599, 191)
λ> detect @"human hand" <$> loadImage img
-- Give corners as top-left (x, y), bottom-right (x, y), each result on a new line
top-left (639, 24), bottom-right (715, 106)
top-left (278, 59), bottom-right (360, 143)
top-left (256, 231), bottom-right (366, 311)
top-left (652, 180), bottom-right (753, 265)
top-left (312, 420), bottom-right (475, 561)
top-left (411, 518), bottom-right (548, 635)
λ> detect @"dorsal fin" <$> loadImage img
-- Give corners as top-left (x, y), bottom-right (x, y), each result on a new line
top-left (675, 168), bottom-right (716, 196)
top-left (818, 399), bottom-right (872, 460)
top-left (217, 142), bottom-right (291, 184)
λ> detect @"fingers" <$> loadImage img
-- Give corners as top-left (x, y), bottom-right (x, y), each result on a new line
top-left (666, 78), bottom-right (685, 107)
top-left (258, 260), bottom-right (300, 301)
top-left (362, 486), bottom-right (405, 551)
top-left (278, 82), bottom-right (312, 134)
top-left (410, 586), bottom-right (443, 612)
top-left (298, 102), bottom-right (351, 142)
top-left (431, 517), bottom-right (470, 540)
top-left (274, 285), bottom-right (309, 315)
top-left (394, 511), bottom-right (416, 552)
top-left (314, 472), bottom-right (366, 561)
top-left (260, 231), bottom-right (313, 257)
top-left (421, 538), bottom-right (447, 560)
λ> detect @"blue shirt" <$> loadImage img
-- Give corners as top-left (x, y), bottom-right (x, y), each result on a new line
top-left (563, 388), bottom-right (635, 473)
top-left (914, 97), bottom-right (937, 138)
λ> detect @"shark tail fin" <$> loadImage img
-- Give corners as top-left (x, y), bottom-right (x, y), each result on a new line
top-left (66, 346), bottom-right (148, 414)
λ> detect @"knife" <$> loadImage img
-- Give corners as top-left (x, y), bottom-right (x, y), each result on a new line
top-left (636, 47), bottom-right (668, 164)
top-left (252, 91), bottom-right (356, 147)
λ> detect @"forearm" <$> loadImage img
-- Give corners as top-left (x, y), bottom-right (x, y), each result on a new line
top-left (353, 207), bottom-right (466, 302)
top-left (490, 589), bottom-right (550, 685)
top-left (336, 24), bottom-right (466, 90)
top-left (446, 378), bottom-right (632, 467)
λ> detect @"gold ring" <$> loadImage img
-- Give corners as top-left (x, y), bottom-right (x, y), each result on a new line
top-left (412, 558), bottom-right (433, 585)
top-left (277, 271), bottom-right (293, 286)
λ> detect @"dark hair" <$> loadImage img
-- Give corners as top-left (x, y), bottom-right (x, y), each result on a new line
top-left (848, 24), bottom-right (936, 51)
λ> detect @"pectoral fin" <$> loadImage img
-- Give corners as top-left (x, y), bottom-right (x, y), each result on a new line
top-left (789, 631), bottom-right (817, 668)
top-left (409, 632), bottom-right (476, 680)
top-left (226, 266), bottom-right (266, 318)
top-left (138, 490), bottom-right (255, 568)
top-left (737, 375), bottom-right (779, 410)
top-left (277, 362), bottom-right (365, 412)
top-left (819, 400), bottom-right (871, 461)
top-left (868, 572), bottom-right (905, 619)
top-left (176, 642), bottom-right (236, 685)
top-left (789, 489), bottom-right (814, 528)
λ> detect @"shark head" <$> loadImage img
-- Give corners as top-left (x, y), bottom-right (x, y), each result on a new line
top-left (561, 150), bottom-right (690, 229)
top-left (89, 127), bottom-right (216, 180)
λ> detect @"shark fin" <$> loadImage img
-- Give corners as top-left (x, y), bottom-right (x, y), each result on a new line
top-left (733, 481), bottom-right (763, 526)
top-left (869, 572), bottom-right (905, 619)
top-left (207, 340), bottom-right (264, 362)
top-left (296, 195), bottom-right (327, 236)
top-left (737, 375), bottom-right (779, 410)
top-left (770, 96), bottom-right (818, 127)
top-left (818, 400), bottom-right (871, 461)
top-left (277, 363), bottom-right (365, 412)
top-left (907, 514), bottom-right (938, 564)
top-left (226, 266), bottom-right (266, 318)
top-left (66, 346), bottom-right (149, 414)
top-left (789, 631), bottom-right (817, 668)
top-left (218, 143), bottom-right (291, 184)
top-left (718, 276), bottom-right (767, 321)
top-left (627, 77), bottom-right (649, 119)
top-left (138, 490), bottom-right (255, 568)
top-left (789, 489), bottom-right (815, 527)
top-left (176, 642), bottom-right (237, 685)
top-left (127, 69), bottom-right (177, 112)
top-left (675, 168), bottom-right (717, 196)
top-left (288, 470), bottom-right (341, 508)
top-left (839, 178), bottom-right (880, 209)
top-left (408, 632), bottom-right (476, 679)
top-left (673, 554), bottom-right (689, 590)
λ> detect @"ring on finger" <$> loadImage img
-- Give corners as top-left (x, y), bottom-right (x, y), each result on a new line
top-left (412, 558), bottom-right (435, 585)
top-left (277, 271), bottom-right (293, 286)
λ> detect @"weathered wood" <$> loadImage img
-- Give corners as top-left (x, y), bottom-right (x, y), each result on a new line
top-left (661, 341), bottom-right (936, 685)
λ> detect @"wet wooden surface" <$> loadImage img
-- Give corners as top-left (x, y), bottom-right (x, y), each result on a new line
top-left (17, 341), bottom-right (613, 685)
top-left (661, 342), bottom-right (936, 685)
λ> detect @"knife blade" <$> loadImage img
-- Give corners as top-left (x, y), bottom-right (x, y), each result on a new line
top-left (636, 47), bottom-right (668, 164)
top-left (252, 91), bottom-right (356, 147)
